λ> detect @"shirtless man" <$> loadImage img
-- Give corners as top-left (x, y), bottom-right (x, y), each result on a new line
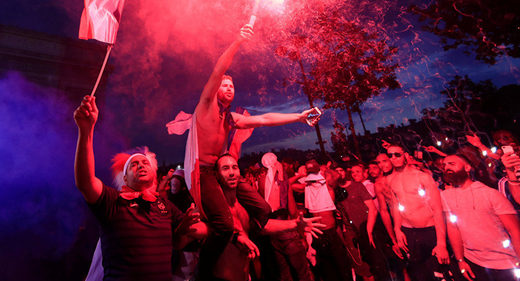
top-left (191, 24), bottom-right (318, 279)
top-left (384, 145), bottom-right (449, 281)
top-left (373, 154), bottom-right (398, 251)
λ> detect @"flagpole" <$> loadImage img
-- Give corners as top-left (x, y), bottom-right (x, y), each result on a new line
top-left (90, 44), bottom-right (113, 96)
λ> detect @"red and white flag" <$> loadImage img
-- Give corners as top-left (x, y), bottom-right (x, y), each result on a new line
top-left (79, 0), bottom-right (125, 44)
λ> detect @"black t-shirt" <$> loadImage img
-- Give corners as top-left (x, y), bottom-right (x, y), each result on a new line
top-left (89, 184), bottom-right (184, 281)
top-left (337, 182), bottom-right (372, 229)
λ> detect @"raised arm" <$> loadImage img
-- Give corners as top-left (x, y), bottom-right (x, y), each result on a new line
top-left (232, 108), bottom-right (318, 129)
top-left (197, 25), bottom-right (252, 109)
top-left (74, 96), bottom-right (103, 204)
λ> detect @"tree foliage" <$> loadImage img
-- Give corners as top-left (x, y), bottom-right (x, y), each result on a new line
top-left (276, 0), bottom-right (400, 110)
top-left (411, 0), bottom-right (520, 64)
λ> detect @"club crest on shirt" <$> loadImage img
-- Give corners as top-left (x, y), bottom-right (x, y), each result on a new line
top-left (157, 201), bottom-right (168, 214)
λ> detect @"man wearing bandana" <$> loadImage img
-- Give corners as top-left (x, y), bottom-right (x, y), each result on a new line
top-left (442, 154), bottom-right (520, 281)
top-left (74, 96), bottom-right (204, 281)
top-left (192, 23), bottom-right (318, 279)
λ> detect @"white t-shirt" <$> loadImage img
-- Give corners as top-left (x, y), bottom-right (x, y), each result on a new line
top-left (441, 181), bottom-right (519, 269)
top-left (300, 173), bottom-right (336, 213)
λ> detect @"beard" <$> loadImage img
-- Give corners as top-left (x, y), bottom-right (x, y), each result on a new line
top-left (443, 169), bottom-right (469, 187)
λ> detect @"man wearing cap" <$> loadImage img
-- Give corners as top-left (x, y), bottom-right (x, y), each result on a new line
top-left (74, 96), bottom-right (204, 281)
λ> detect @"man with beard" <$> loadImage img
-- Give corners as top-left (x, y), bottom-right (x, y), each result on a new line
top-left (213, 154), bottom-right (323, 281)
top-left (441, 154), bottom-right (520, 281)
top-left (384, 145), bottom-right (449, 281)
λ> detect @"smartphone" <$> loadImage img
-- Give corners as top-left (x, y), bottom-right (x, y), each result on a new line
top-left (502, 145), bottom-right (515, 155)
top-left (306, 107), bottom-right (322, 126)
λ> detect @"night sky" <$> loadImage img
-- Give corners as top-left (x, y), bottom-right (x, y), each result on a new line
top-left (0, 0), bottom-right (519, 279)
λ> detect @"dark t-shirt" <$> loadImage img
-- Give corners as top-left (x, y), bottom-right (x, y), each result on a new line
top-left (337, 182), bottom-right (372, 229)
top-left (89, 184), bottom-right (184, 281)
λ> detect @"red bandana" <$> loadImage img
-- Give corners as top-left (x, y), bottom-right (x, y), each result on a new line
top-left (119, 185), bottom-right (159, 202)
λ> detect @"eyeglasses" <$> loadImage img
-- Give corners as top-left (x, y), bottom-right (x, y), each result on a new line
top-left (387, 152), bottom-right (403, 158)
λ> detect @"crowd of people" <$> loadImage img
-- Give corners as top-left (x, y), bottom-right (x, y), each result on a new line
top-left (73, 23), bottom-right (520, 281)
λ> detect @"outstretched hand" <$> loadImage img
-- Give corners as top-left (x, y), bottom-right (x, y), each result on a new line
top-left (74, 95), bottom-right (98, 131)
top-left (300, 108), bottom-right (321, 126)
top-left (174, 204), bottom-right (201, 236)
top-left (296, 215), bottom-right (325, 238)
top-left (238, 24), bottom-right (253, 42)
top-left (157, 169), bottom-right (175, 193)
top-left (465, 134), bottom-right (483, 148)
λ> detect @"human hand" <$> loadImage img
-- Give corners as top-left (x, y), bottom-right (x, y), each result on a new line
top-left (235, 233), bottom-right (260, 259)
top-left (73, 95), bottom-right (98, 131)
top-left (501, 152), bottom-right (520, 172)
top-left (432, 244), bottom-right (449, 264)
top-left (465, 134), bottom-right (483, 148)
top-left (394, 229), bottom-right (409, 255)
top-left (381, 140), bottom-right (391, 150)
top-left (306, 246), bottom-right (317, 266)
top-left (301, 108), bottom-right (321, 126)
top-left (238, 24), bottom-right (253, 42)
top-left (392, 243), bottom-right (404, 259)
top-left (424, 146), bottom-right (438, 153)
top-left (296, 215), bottom-right (325, 238)
top-left (174, 204), bottom-right (201, 236)
top-left (157, 169), bottom-right (175, 192)
top-left (458, 260), bottom-right (475, 280)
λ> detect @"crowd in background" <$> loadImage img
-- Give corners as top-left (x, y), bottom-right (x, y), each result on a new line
top-left (153, 129), bottom-right (520, 281)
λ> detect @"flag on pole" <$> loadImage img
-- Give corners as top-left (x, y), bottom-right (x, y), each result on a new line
top-left (79, 0), bottom-right (126, 44)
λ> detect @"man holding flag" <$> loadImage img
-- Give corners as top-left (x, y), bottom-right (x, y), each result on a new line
top-left (184, 23), bottom-right (319, 279)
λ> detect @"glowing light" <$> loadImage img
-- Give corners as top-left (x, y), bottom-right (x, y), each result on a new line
top-left (488, 163), bottom-right (492, 167)
top-left (418, 188), bottom-right (426, 197)
top-left (445, 137), bottom-right (448, 141)
top-left (491, 147), bottom-right (498, 153)
top-left (503, 239), bottom-right (511, 248)
top-left (398, 204), bottom-right (405, 212)
top-left (436, 141), bottom-right (442, 147)
top-left (482, 150), bottom-right (488, 156)
top-left (514, 268), bottom-right (520, 278)
top-left (449, 214), bottom-right (457, 223)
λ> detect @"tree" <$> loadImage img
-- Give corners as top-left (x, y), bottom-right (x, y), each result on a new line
top-left (276, 0), bottom-right (400, 157)
top-left (411, 0), bottom-right (520, 64)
